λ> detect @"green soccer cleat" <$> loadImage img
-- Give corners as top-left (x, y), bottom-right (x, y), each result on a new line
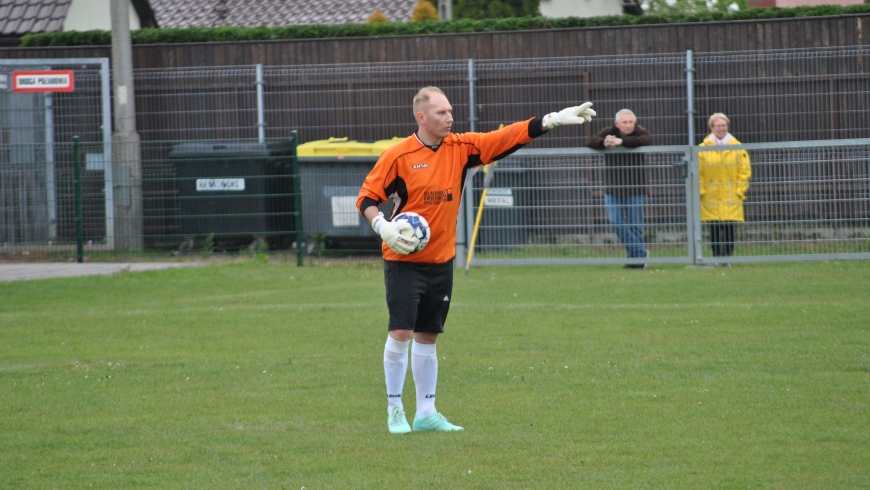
top-left (412, 412), bottom-right (464, 432)
top-left (387, 407), bottom-right (411, 435)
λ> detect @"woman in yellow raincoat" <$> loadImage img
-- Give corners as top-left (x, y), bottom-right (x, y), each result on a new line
top-left (698, 113), bottom-right (751, 266)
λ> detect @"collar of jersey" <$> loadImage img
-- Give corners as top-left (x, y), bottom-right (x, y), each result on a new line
top-left (414, 132), bottom-right (442, 152)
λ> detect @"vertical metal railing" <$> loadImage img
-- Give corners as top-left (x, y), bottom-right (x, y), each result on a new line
top-left (290, 130), bottom-right (304, 266)
top-left (458, 58), bottom-right (478, 263)
top-left (256, 64), bottom-right (266, 144)
top-left (3, 48), bottom-right (870, 262)
top-left (73, 136), bottom-right (84, 263)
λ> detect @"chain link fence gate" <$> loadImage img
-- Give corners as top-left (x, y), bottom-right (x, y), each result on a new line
top-left (0, 58), bottom-right (112, 255)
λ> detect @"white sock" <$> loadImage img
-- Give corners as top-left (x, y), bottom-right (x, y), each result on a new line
top-left (411, 341), bottom-right (438, 418)
top-left (384, 337), bottom-right (410, 414)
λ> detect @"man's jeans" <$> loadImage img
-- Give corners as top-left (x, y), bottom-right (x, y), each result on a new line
top-left (604, 194), bottom-right (647, 258)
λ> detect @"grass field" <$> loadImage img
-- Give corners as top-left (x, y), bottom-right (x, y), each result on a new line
top-left (1, 260), bottom-right (868, 489)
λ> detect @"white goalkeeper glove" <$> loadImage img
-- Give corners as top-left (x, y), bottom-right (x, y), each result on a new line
top-left (542, 102), bottom-right (596, 130)
top-left (371, 212), bottom-right (420, 255)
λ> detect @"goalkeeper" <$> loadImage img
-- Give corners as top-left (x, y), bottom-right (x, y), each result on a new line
top-left (357, 86), bottom-right (595, 434)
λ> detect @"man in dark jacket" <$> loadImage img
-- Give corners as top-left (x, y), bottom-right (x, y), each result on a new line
top-left (587, 109), bottom-right (653, 268)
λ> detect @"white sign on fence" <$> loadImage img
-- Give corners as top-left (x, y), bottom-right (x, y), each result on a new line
top-left (12, 70), bottom-right (75, 92)
top-left (484, 187), bottom-right (514, 207)
top-left (196, 178), bottom-right (245, 191)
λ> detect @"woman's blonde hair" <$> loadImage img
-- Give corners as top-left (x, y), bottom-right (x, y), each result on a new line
top-left (708, 113), bottom-right (730, 128)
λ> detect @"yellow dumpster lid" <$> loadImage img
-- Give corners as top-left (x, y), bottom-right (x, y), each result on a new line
top-left (297, 136), bottom-right (404, 157)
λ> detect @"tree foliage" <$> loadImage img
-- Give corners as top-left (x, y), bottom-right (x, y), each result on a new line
top-left (454, 0), bottom-right (541, 20)
top-left (367, 10), bottom-right (390, 23)
top-left (411, 0), bottom-right (439, 22)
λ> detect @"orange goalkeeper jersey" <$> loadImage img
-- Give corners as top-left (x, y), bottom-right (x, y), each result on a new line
top-left (357, 117), bottom-right (546, 263)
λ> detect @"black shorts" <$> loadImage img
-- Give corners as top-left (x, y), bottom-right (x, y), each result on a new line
top-left (384, 259), bottom-right (454, 334)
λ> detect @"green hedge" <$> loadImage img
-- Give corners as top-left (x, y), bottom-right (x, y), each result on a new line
top-left (19, 4), bottom-right (870, 47)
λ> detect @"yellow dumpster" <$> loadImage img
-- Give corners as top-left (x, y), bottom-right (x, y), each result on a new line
top-left (297, 137), bottom-right (402, 251)
top-left (297, 136), bottom-right (403, 157)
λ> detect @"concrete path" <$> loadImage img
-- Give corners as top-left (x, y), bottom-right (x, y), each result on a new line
top-left (0, 262), bottom-right (203, 283)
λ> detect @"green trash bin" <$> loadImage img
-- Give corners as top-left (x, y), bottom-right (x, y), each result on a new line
top-left (170, 141), bottom-right (296, 249)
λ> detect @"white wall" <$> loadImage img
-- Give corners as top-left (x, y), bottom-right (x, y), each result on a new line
top-left (776, 0), bottom-right (862, 5)
top-left (539, 0), bottom-right (624, 18)
top-left (64, 0), bottom-right (141, 31)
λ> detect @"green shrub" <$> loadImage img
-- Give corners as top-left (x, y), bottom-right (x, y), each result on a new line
top-left (18, 4), bottom-right (870, 47)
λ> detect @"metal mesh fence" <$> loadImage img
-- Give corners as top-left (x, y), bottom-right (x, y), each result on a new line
top-left (466, 148), bottom-right (689, 264)
top-left (467, 147), bottom-right (689, 265)
top-left (124, 47), bottom-right (870, 148)
top-left (263, 61), bottom-right (471, 143)
top-left (1, 59), bottom-right (108, 252)
top-left (3, 48), bottom-right (870, 263)
top-left (1, 141), bottom-right (104, 253)
top-left (135, 66), bottom-right (261, 142)
top-left (474, 55), bottom-right (688, 147)
top-left (466, 141), bottom-right (870, 266)
top-left (694, 47), bottom-right (870, 143)
top-left (3, 139), bottom-right (868, 263)
top-left (718, 141), bottom-right (870, 260)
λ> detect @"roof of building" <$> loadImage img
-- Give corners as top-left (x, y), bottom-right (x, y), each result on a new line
top-left (0, 0), bottom-right (409, 39)
top-left (0, 0), bottom-right (71, 37)
top-left (148, 0), bottom-right (419, 28)
top-left (0, 0), bottom-right (157, 38)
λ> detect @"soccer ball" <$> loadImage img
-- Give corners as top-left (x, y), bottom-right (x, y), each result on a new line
top-left (393, 211), bottom-right (430, 253)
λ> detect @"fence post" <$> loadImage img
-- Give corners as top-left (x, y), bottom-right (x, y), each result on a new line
top-left (44, 93), bottom-right (58, 239)
top-left (290, 130), bottom-right (304, 266)
top-left (457, 58), bottom-right (478, 266)
top-left (73, 136), bottom-right (84, 263)
top-left (100, 58), bottom-right (115, 250)
top-left (256, 64), bottom-right (266, 143)
top-left (686, 50), bottom-right (695, 146)
top-left (685, 50), bottom-right (702, 264)
top-left (689, 146), bottom-right (703, 264)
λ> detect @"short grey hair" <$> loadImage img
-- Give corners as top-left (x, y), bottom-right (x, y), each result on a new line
top-left (413, 86), bottom-right (446, 114)
top-left (615, 109), bottom-right (636, 121)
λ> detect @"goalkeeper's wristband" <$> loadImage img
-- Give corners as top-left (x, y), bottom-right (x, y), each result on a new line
top-left (371, 212), bottom-right (386, 234)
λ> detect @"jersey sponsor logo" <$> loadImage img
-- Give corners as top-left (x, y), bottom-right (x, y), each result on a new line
top-left (424, 187), bottom-right (453, 205)
top-left (412, 163), bottom-right (429, 169)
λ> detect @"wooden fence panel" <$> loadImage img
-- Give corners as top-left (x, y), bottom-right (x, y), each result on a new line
top-left (2, 16), bottom-right (869, 68)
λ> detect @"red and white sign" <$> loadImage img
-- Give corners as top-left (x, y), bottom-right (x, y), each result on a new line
top-left (12, 70), bottom-right (75, 92)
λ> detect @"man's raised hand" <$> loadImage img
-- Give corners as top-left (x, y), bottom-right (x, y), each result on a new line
top-left (371, 212), bottom-right (420, 255)
top-left (542, 102), bottom-right (596, 130)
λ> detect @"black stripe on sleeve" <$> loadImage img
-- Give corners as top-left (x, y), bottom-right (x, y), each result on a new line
top-left (359, 197), bottom-right (380, 215)
top-left (492, 144), bottom-right (527, 162)
top-left (528, 117), bottom-right (546, 138)
top-left (384, 177), bottom-right (408, 218)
